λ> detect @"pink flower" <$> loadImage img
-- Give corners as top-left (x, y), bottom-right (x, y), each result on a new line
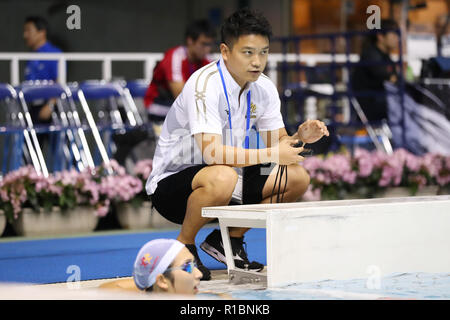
top-left (96, 199), bottom-right (110, 217)
top-left (405, 154), bottom-right (421, 172)
top-left (379, 162), bottom-right (401, 187)
top-left (342, 171), bottom-right (357, 184)
top-left (106, 159), bottom-right (126, 176)
top-left (133, 159), bottom-right (153, 179)
top-left (55, 169), bottom-right (79, 186)
top-left (437, 175), bottom-right (450, 186)
top-left (422, 153), bottom-right (443, 177)
top-left (301, 185), bottom-right (321, 201)
top-left (302, 157), bottom-right (324, 178)
top-left (0, 188), bottom-right (8, 202)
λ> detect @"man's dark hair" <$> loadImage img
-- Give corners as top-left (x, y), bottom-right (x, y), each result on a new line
top-left (25, 16), bottom-right (49, 33)
top-left (220, 8), bottom-right (272, 48)
top-left (185, 19), bottom-right (216, 41)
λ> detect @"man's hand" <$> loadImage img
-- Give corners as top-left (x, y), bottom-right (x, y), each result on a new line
top-left (272, 136), bottom-right (304, 165)
top-left (297, 119), bottom-right (329, 144)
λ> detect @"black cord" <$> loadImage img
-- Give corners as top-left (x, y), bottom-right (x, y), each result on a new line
top-left (270, 165), bottom-right (281, 203)
top-left (270, 142), bottom-right (305, 203)
top-left (281, 165), bottom-right (288, 202)
top-left (270, 164), bottom-right (288, 204)
top-left (276, 165), bottom-right (283, 203)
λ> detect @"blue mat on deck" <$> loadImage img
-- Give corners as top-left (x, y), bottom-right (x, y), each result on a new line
top-left (0, 227), bottom-right (266, 284)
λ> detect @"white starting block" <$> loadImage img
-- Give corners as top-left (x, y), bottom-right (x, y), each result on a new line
top-left (202, 195), bottom-right (450, 288)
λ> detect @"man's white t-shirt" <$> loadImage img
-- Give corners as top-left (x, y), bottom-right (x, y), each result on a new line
top-left (146, 56), bottom-right (285, 195)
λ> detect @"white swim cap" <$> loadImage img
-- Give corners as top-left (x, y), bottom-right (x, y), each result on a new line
top-left (132, 239), bottom-right (185, 290)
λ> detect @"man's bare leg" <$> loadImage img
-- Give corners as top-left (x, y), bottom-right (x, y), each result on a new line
top-left (177, 165), bottom-right (240, 245)
top-left (260, 163), bottom-right (310, 203)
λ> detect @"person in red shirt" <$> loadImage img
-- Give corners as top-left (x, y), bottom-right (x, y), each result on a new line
top-left (145, 19), bottom-right (216, 123)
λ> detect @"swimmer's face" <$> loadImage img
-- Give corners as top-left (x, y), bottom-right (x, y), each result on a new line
top-left (187, 34), bottom-right (215, 62)
top-left (163, 247), bottom-right (202, 295)
top-left (220, 34), bottom-right (269, 88)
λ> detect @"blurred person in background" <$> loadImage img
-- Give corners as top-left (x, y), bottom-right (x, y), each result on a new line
top-left (23, 16), bottom-right (62, 124)
top-left (144, 19), bottom-right (216, 130)
top-left (351, 19), bottom-right (400, 123)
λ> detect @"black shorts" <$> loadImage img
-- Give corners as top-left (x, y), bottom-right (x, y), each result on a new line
top-left (151, 163), bottom-right (276, 224)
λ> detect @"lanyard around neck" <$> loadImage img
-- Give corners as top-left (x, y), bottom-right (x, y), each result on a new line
top-left (216, 60), bottom-right (251, 149)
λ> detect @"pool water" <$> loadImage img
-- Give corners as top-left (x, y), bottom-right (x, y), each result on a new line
top-left (230, 272), bottom-right (450, 300)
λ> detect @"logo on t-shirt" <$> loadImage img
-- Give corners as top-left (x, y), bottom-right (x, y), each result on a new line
top-left (246, 102), bottom-right (257, 119)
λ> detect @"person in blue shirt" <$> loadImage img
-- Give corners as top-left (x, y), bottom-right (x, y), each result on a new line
top-left (23, 16), bottom-right (62, 124)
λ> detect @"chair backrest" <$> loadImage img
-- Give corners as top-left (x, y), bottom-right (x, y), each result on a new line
top-left (79, 81), bottom-right (121, 100)
top-left (16, 81), bottom-right (103, 174)
top-left (0, 82), bottom-right (49, 176)
top-left (0, 83), bottom-right (21, 128)
top-left (0, 83), bottom-right (17, 100)
top-left (77, 80), bottom-right (144, 127)
top-left (16, 81), bottom-right (66, 102)
top-left (125, 79), bottom-right (149, 98)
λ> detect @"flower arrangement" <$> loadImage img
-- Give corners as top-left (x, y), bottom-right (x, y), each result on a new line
top-left (0, 166), bottom-right (89, 222)
top-left (301, 148), bottom-right (450, 201)
top-left (3, 148), bottom-right (446, 223)
top-left (0, 159), bottom-right (143, 222)
top-left (92, 160), bottom-right (143, 213)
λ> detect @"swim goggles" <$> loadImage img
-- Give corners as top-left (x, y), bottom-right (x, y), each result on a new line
top-left (165, 261), bottom-right (198, 274)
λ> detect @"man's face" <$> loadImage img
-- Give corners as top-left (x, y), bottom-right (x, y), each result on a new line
top-left (384, 31), bottom-right (398, 52)
top-left (378, 31), bottom-right (398, 53)
top-left (221, 34), bottom-right (269, 87)
top-left (23, 22), bottom-right (45, 49)
top-left (187, 34), bottom-right (215, 61)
